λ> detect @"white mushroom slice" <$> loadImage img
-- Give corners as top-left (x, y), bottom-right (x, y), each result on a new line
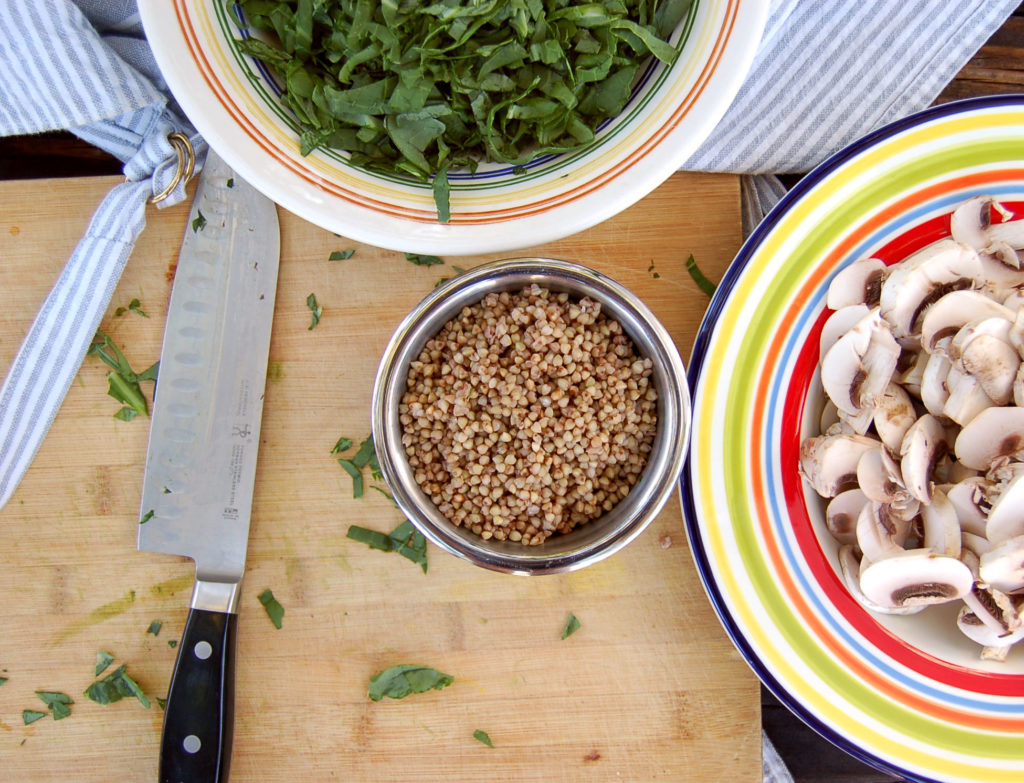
top-left (878, 239), bottom-right (983, 338)
top-left (859, 549), bottom-right (973, 609)
top-left (837, 405), bottom-right (874, 436)
top-left (857, 446), bottom-right (908, 505)
top-left (949, 317), bottom-right (1019, 405)
top-left (985, 471), bottom-right (1024, 544)
top-left (962, 531), bottom-right (994, 558)
top-left (977, 253), bottom-right (1024, 300)
top-left (872, 383), bottom-right (917, 453)
top-left (919, 290), bottom-right (1013, 355)
top-left (920, 352), bottom-right (951, 417)
top-left (838, 545), bottom-right (922, 615)
top-left (820, 309), bottom-right (900, 415)
top-left (1010, 307), bottom-right (1024, 359)
top-left (799, 433), bottom-right (880, 498)
top-left (1015, 363), bottom-right (1024, 408)
top-left (827, 258), bottom-right (887, 310)
top-left (896, 347), bottom-right (928, 397)
top-left (951, 195), bottom-right (1020, 266)
top-left (979, 535), bottom-right (1024, 594)
top-left (946, 461), bottom-right (981, 483)
top-left (900, 414), bottom-right (950, 504)
top-left (987, 214), bottom-right (1024, 251)
top-left (921, 488), bottom-right (961, 558)
top-left (954, 407), bottom-right (1024, 470)
top-left (946, 476), bottom-right (995, 537)
top-left (856, 502), bottom-right (912, 562)
top-left (964, 580), bottom-right (1024, 632)
top-left (941, 366), bottom-right (995, 426)
top-left (826, 489), bottom-right (869, 545)
top-left (956, 606), bottom-right (1024, 652)
top-left (950, 195), bottom-right (1007, 250)
top-left (819, 304), bottom-right (871, 361)
top-left (819, 398), bottom-right (840, 433)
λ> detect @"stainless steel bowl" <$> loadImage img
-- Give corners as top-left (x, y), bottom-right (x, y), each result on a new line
top-left (371, 258), bottom-right (690, 574)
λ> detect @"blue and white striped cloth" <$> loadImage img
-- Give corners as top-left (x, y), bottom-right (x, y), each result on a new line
top-left (0, 1), bottom-right (205, 509)
top-left (0, 2), bottom-right (1017, 781)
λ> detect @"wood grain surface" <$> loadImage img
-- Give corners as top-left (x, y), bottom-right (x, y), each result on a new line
top-left (0, 171), bottom-right (758, 782)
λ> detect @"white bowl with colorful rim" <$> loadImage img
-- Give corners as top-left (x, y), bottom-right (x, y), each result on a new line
top-left (139, 0), bottom-right (767, 255)
top-left (682, 94), bottom-right (1024, 783)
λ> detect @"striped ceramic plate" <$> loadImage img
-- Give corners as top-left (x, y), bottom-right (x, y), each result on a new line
top-left (139, 0), bottom-right (766, 254)
top-left (682, 94), bottom-right (1024, 783)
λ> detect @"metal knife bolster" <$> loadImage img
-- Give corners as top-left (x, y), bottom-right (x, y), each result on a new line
top-left (138, 150), bottom-right (279, 615)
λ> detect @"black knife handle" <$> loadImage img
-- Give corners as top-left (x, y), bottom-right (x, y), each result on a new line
top-left (159, 608), bottom-right (237, 783)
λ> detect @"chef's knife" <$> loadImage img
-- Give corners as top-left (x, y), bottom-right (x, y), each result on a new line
top-left (139, 149), bottom-right (279, 783)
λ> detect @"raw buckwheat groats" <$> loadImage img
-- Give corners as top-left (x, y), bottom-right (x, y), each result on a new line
top-left (399, 284), bottom-right (658, 545)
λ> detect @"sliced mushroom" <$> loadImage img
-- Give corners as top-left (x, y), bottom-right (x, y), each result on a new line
top-left (951, 195), bottom-right (1021, 269)
top-left (900, 414), bottom-right (950, 504)
top-left (979, 535), bottom-right (1024, 594)
top-left (942, 365), bottom-right (995, 426)
top-left (838, 545), bottom-right (922, 615)
top-left (949, 317), bottom-right (1019, 405)
top-left (919, 290), bottom-right (1013, 355)
top-left (820, 309), bottom-right (900, 416)
top-left (799, 433), bottom-right (880, 498)
top-left (950, 195), bottom-right (1011, 250)
top-left (921, 488), bottom-right (962, 558)
top-left (896, 347), bottom-right (929, 398)
top-left (827, 258), bottom-right (888, 310)
top-left (856, 502), bottom-right (912, 562)
top-left (819, 397), bottom-right (840, 434)
top-left (872, 383), bottom-right (917, 453)
top-left (857, 446), bottom-right (908, 504)
top-left (826, 489), bottom-right (869, 545)
top-left (859, 549), bottom-right (974, 610)
top-left (954, 406), bottom-right (1024, 470)
top-left (819, 304), bottom-right (871, 361)
top-left (985, 471), bottom-right (1024, 544)
top-left (920, 352), bottom-right (951, 417)
top-left (878, 239), bottom-right (983, 338)
top-left (946, 476), bottom-right (995, 537)
top-left (956, 606), bottom-right (1024, 657)
top-left (961, 531), bottom-right (994, 558)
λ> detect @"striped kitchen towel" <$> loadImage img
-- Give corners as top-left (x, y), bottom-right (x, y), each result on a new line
top-left (0, 0), bottom-right (205, 510)
top-left (684, 0), bottom-right (1022, 230)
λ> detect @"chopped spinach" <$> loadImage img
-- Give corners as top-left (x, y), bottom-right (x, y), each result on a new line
top-left (685, 253), bottom-right (716, 297)
top-left (85, 664), bottom-right (150, 708)
top-left (473, 729), bottom-right (494, 747)
top-left (367, 664), bottom-right (453, 701)
top-left (561, 612), bottom-right (580, 639)
top-left (258, 588), bottom-right (285, 629)
top-left (233, 0), bottom-right (690, 221)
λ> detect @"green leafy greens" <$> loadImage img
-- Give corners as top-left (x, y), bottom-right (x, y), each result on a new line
top-left (233, 0), bottom-right (691, 221)
top-left (367, 664), bottom-right (453, 701)
top-left (88, 330), bottom-right (158, 420)
top-left (85, 664), bottom-right (150, 708)
top-left (306, 292), bottom-right (323, 329)
top-left (35, 691), bottom-right (73, 720)
top-left (95, 650), bottom-right (115, 677)
top-left (258, 588), bottom-right (285, 629)
top-left (561, 612), bottom-right (580, 639)
top-left (473, 729), bottom-right (494, 747)
top-left (685, 253), bottom-right (716, 297)
top-left (347, 520), bottom-right (428, 573)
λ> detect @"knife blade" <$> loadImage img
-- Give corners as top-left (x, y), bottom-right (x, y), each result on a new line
top-left (138, 149), bottom-right (279, 783)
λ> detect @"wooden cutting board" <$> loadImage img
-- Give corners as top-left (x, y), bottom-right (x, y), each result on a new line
top-left (0, 172), bottom-right (759, 782)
